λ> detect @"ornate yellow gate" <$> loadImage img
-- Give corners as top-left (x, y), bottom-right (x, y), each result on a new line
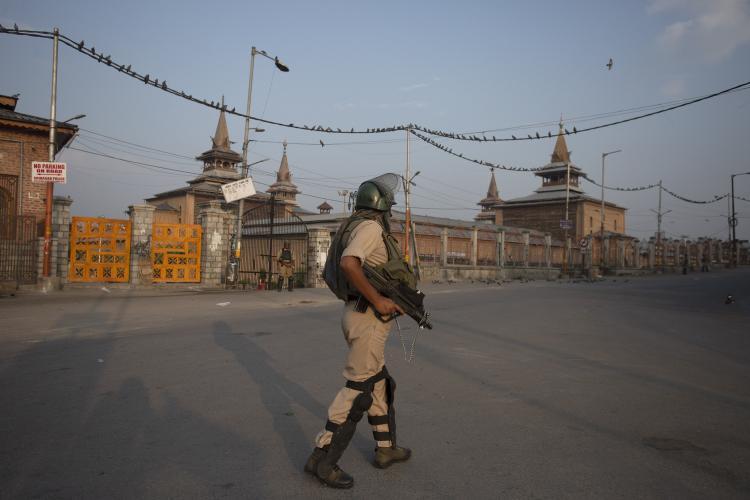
top-left (69, 217), bottom-right (131, 282)
top-left (151, 223), bottom-right (202, 282)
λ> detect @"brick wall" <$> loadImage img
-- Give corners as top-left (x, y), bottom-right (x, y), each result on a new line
top-left (0, 131), bottom-right (51, 222)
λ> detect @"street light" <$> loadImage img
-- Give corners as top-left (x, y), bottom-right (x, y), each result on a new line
top-left (62, 113), bottom-right (86, 123)
top-left (730, 171), bottom-right (750, 266)
top-left (600, 149), bottom-right (622, 268)
top-left (234, 46), bottom-right (290, 261)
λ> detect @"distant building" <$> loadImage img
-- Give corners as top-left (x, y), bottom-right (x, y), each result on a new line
top-left (487, 123), bottom-right (627, 241)
top-left (266, 140), bottom-right (300, 206)
top-left (316, 201), bottom-right (333, 214)
top-left (0, 94), bottom-right (77, 223)
top-left (147, 109), bottom-right (304, 224)
top-left (475, 170), bottom-right (501, 223)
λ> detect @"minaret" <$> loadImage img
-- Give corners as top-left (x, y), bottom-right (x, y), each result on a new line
top-left (267, 140), bottom-right (300, 205)
top-left (195, 104), bottom-right (243, 180)
top-left (533, 120), bottom-right (584, 193)
top-left (475, 169), bottom-right (502, 222)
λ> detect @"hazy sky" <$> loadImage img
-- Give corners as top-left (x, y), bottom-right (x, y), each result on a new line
top-left (2, 0), bottom-right (749, 240)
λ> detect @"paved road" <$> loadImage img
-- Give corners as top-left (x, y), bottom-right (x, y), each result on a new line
top-left (1, 270), bottom-right (749, 499)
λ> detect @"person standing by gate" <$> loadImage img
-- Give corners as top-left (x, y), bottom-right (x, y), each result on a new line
top-left (304, 173), bottom-right (413, 489)
top-left (277, 241), bottom-right (295, 291)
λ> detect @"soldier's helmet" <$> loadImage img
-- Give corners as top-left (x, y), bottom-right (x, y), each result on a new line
top-left (354, 173), bottom-right (400, 212)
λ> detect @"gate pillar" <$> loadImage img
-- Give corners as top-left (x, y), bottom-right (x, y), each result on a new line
top-left (198, 201), bottom-right (232, 287)
top-left (307, 228), bottom-right (331, 288)
top-left (128, 204), bottom-right (156, 286)
top-left (53, 196), bottom-right (73, 284)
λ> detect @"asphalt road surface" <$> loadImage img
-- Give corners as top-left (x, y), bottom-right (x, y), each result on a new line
top-left (1, 269), bottom-right (749, 499)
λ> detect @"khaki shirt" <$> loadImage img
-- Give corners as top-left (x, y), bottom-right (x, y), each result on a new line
top-left (341, 219), bottom-right (387, 267)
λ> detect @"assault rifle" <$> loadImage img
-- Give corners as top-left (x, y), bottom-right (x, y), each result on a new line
top-left (360, 263), bottom-right (433, 329)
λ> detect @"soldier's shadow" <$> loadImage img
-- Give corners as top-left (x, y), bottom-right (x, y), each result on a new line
top-left (212, 320), bottom-right (372, 469)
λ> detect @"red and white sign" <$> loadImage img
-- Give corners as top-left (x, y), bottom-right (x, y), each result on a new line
top-left (32, 161), bottom-right (67, 184)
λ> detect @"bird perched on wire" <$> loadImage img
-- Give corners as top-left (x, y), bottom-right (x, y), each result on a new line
top-left (319, 139), bottom-right (325, 147)
top-left (606, 58), bottom-right (613, 70)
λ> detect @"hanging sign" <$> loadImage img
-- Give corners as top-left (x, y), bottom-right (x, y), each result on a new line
top-left (32, 161), bottom-right (67, 183)
top-left (221, 177), bottom-right (256, 203)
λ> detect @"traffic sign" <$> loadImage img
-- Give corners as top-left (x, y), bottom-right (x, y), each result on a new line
top-left (579, 238), bottom-right (588, 248)
top-left (559, 219), bottom-right (573, 230)
top-left (31, 161), bottom-right (67, 183)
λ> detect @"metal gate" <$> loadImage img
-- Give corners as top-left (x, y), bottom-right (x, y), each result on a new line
top-left (0, 215), bottom-right (37, 286)
top-left (239, 199), bottom-right (308, 287)
top-left (151, 223), bottom-right (201, 282)
top-left (69, 217), bottom-right (131, 282)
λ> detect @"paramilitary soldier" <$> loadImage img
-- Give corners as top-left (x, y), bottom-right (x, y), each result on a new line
top-left (305, 173), bottom-right (413, 489)
top-left (277, 241), bottom-right (295, 292)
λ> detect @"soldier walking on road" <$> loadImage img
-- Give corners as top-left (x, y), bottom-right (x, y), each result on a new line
top-left (304, 174), bottom-right (413, 489)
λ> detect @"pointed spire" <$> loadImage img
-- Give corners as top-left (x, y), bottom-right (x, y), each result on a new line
top-left (212, 109), bottom-right (231, 150)
top-left (486, 171), bottom-right (499, 199)
top-left (551, 119), bottom-right (570, 163)
top-left (277, 139), bottom-right (290, 182)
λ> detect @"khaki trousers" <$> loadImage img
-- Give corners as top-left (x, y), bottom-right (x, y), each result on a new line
top-left (315, 302), bottom-right (393, 448)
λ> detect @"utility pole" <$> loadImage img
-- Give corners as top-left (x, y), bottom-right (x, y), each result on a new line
top-left (337, 190), bottom-right (349, 215)
top-left (650, 180), bottom-right (671, 269)
top-left (404, 128), bottom-right (412, 263)
top-left (729, 173), bottom-right (749, 266)
top-left (563, 157), bottom-right (571, 275)
top-left (600, 149), bottom-right (622, 269)
top-left (235, 47), bottom-right (289, 262)
top-left (43, 27), bottom-right (59, 278)
top-left (235, 49), bottom-right (257, 261)
top-left (650, 180), bottom-right (671, 244)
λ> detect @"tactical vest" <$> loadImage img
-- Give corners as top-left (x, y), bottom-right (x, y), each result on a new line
top-left (323, 215), bottom-right (416, 301)
top-left (279, 248), bottom-right (292, 263)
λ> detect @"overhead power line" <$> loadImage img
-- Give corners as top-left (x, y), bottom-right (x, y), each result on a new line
top-left (3, 27), bottom-right (748, 142)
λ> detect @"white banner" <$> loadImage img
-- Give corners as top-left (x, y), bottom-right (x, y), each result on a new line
top-left (221, 177), bottom-right (256, 203)
top-left (31, 161), bottom-right (67, 183)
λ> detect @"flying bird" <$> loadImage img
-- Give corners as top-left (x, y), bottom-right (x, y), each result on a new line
top-left (319, 139), bottom-right (325, 147)
top-left (606, 58), bottom-right (613, 70)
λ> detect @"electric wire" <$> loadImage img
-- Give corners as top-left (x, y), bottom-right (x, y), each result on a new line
top-left (3, 27), bottom-right (748, 143)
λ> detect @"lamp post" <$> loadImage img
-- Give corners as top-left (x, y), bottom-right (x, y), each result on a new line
top-left (62, 114), bottom-right (86, 123)
top-left (600, 149), bottom-right (622, 268)
top-left (234, 46), bottom-right (289, 261)
top-left (730, 171), bottom-right (750, 267)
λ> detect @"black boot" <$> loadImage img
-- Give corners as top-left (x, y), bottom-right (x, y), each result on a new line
top-left (288, 278), bottom-right (294, 292)
top-left (373, 445), bottom-right (412, 469)
top-left (306, 446), bottom-right (353, 488)
top-left (316, 462), bottom-right (354, 489)
top-left (277, 276), bottom-right (283, 291)
top-left (304, 446), bottom-right (327, 475)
